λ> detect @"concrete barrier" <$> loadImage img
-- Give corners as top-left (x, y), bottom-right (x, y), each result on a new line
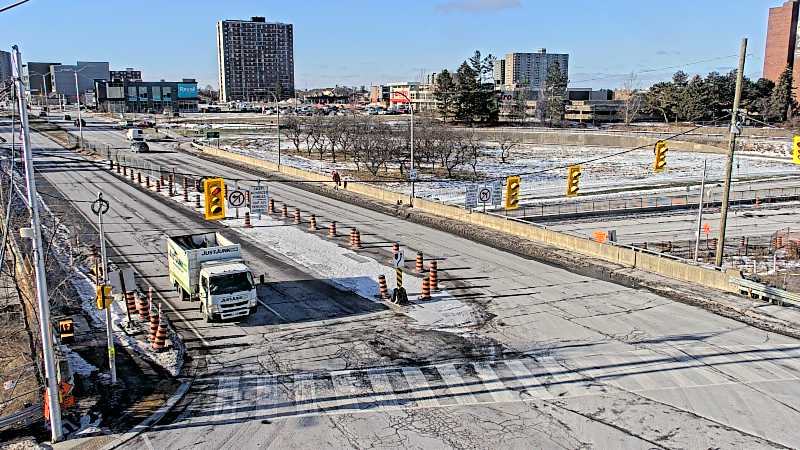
top-left (191, 143), bottom-right (742, 293)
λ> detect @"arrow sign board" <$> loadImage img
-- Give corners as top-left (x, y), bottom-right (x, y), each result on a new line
top-left (491, 181), bottom-right (502, 206)
top-left (227, 190), bottom-right (246, 208)
top-left (250, 185), bottom-right (269, 215)
top-left (464, 184), bottom-right (478, 209)
top-left (478, 186), bottom-right (492, 204)
top-left (393, 249), bottom-right (405, 268)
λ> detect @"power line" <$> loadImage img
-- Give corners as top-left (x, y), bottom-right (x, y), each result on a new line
top-left (0, 0), bottom-right (31, 13)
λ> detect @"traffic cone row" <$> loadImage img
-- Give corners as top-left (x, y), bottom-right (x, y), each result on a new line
top-left (309, 214), bottom-right (317, 231)
top-left (429, 261), bottom-right (438, 291)
top-left (294, 208), bottom-right (301, 224)
top-left (415, 252), bottom-right (424, 273)
top-left (328, 221), bottom-right (337, 237)
top-left (195, 194), bottom-right (201, 209)
top-left (146, 176), bottom-right (151, 189)
top-left (244, 211), bottom-right (252, 228)
top-left (130, 170), bottom-right (135, 182)
top-left (168, 175), bottom-right (174, 196)
top-left (350, 228), bottom-right (361, 248)
top-left (268, 198), bottom-right (275, 214)
top-left (137, 172), bottom-right (142, 184)
top-left (377, 275), bottom-right (389, 299)
top-left (137, 288), bottom-right (151, 321)
top-left (183, 185), bottom-right (189, 202)
top-left (392, 242), bottom-right (400, 259)
top-left (153, 305), bottom-right (168, 352)
top-left (123, 166), bottom-right (128, 177)
top-left (116, 163), bottom-right (121, 174)
top-left (282, 204), bottom-right (289, 218)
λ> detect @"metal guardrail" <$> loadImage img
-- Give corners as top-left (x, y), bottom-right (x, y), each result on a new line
top-left (730, 278), bottom-right (800, 307)
top-left (0, 404), bottom-right (43, 432)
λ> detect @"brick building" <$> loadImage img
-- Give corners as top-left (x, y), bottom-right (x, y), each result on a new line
top-left (763, 0), bottom-right (800, 98)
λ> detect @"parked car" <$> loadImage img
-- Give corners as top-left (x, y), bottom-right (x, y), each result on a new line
top-left (73, 118), bottom-right (86, 127)
top-left (63, 114), bottom-right (71, 120)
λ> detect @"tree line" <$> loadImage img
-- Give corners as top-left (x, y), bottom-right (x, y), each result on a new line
top-left (281, 115), bottom-right (519, 178)
top-left (643, 65), bottom-right (796, 124)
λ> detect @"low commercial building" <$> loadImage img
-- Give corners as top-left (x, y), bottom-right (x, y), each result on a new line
top-left (94, 78), bottom-right (199, 113)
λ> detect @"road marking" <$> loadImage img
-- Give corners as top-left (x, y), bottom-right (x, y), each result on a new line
top-left (504, 359), bottom-right (543, 396)
top-left (473, 362), bottom-right (517, 403)
top-left (257, 297), bottom-right (288, 322)
top-left (366, 368), bottom-right (401, 409)
top-left (400, 367), bottom-right (440, 408)
top-left (293, 373), bottom-right (319, 417)
top-left (435, 363), bottom-right (479, 405)
top-left (329, 370), bottom-right (370, 412)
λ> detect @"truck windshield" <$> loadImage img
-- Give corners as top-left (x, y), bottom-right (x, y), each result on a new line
top-left (209, 272), bottom-right (254, 295)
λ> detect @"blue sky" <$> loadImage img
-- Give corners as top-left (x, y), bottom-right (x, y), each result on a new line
top-left (0, 0), bottom-right (775, 90)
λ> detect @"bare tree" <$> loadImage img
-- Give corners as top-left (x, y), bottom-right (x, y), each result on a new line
top-left (437, 128), bottom-right (466, 177)
top-left (496, 132), bottom-right (519, 163)
top-left (282, 116), bottom-right (307, 152)
top-left (464, 132), bottom-right (482, 178)
top-left (621, 72), bottom-right (643, 125)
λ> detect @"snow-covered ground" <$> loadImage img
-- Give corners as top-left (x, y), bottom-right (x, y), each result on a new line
top-left (208, 135), bottom-right (799, 206)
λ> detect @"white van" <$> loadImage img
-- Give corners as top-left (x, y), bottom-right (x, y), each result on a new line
top-left (126, 128), bottom-right (144, 142)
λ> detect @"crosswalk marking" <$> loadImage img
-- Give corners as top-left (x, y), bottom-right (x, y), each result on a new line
top-left (435, 363), bottom-right (480, 405)
top-left (400, 367), bottom-right (440, 408)
top-left (473, 362), bottom-right (517, 403)
top-left (190, 349), bottom-right (800, 422)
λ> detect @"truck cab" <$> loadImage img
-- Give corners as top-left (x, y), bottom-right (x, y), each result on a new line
top-left (198, 262), bottom-right (256, 322)
top-left (167, 232), bottom-right (257, 323)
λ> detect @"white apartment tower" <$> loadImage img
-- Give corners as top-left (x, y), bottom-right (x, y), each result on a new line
top-left (504, 49), bottom-right (568, 89)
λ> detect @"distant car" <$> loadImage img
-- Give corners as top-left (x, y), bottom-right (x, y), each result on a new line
top-left (130, 141), bottom-right (149, 153)
top-left (73, 118), bottom-right (86, 127)
top-left (38, 110), bottom-right (47, 118)
top-left (63, 114), bottom-right (71, 120)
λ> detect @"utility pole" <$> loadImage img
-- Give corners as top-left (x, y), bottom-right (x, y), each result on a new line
top-left (694, 159), bottom-right (707, 262)
top-left (74, 71), bottom-right (83, 148)
top-left (11, 45), bottom-right (64, 443)
top-left (715, 38), bottom-right (747, 267)
top-left (92, 192), bottom-right (116, 383)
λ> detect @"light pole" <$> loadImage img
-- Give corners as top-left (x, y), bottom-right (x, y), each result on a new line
top-left (74, 71), bottom-right (84, 148)
top-left (693, 159), bottom-right (707, 262)
top-left (263, 91), bottom-right (281, 170)
top-left (393, 90), bottom-right (414, 205)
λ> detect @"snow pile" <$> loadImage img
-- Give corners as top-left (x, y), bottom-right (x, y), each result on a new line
top-left (60, 345), bottom-right (98, 376)
top-left (72, 269), bottom-right (184, 377)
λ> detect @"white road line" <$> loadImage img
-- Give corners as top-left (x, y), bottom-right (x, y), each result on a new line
top-left (293, 373), bottom-right (319, 417)
top-left (257, 298), bottom-right (288, 322)
top-left (329, 370), bottom-right (370, 412)
top-left (435, 363), bottom-right (479, 405)
top-left (366, 368), bottom-right (401, 409)
top-left (504, 359), bottom-right (544, 397)
top-left (473, 362), bottom-right (517, 403)
top-left (400, 367), bottom-right (440, 408)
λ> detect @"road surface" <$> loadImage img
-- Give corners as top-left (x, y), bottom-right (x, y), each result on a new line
top-left (8, 116), bottom-right (800, 449)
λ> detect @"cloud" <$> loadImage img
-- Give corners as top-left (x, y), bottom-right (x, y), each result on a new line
top-left (436, 0), bottom-right (521, 13)
top-left (655, 50), bottom-right (681, 56)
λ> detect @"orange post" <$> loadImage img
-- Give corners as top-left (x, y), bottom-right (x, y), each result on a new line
top-left (309, 214), bottom-right (317, 230)
top-left (421, 276), bottom-right (431, 300)
top-left (429, 261), bottom-right (438, 291)
top-left (244, 212), bottom-right (252, 228)
top-left (294, 208), bottom-right (301, 224)
top-left (415, 252), bottom-right (424, 273)
top-left (153, 305), bottom-right (168, 352)
top-left (282, 204), bottom-right (289, 218)
top-left (148, 302), bottom-right (159, 344)
top-left (377, 275), bottom-right (389, 299)
top-left (268, 198), bottom-right (275, 214)
top-left (329, 221), bottom-right (337, 237)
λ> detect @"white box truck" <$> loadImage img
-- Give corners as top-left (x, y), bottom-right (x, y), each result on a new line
top-left (167, 232), bottom-right (257, 322)
top-left (126, 128), bottom-right (144, 142)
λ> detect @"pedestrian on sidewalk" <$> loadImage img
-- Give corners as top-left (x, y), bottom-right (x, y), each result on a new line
top-left (332, 170), bottom-right (341, 189)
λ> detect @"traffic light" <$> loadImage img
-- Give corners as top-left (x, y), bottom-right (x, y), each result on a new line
top-left (654, 140), bottom-right (668, 172)
top-left (566, 165), bottom-right (581, 197)
top-left (95, 284), bottom-right (112, 309)
top-left (793, 135), bottom-right (800, 165)
top-left (204, 177), bottom-right (226, 220)
top-left (504, 175), bottom-right (521, 210)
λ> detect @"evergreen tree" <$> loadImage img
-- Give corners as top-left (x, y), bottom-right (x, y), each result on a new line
top-left (543, 61), bottom-right (568, 124)
top-left (434, 69), bottom-right (456, 122)
top-left (455, 62), bottom-right (480, 122)
top-left (769, 64), bottom-right (796, 121)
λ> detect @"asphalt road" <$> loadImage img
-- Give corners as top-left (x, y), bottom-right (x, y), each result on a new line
top-left (11, 116), bottom-right (800, 449)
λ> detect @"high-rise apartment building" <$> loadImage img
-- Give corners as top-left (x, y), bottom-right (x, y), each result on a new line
top-left (0, 50), bottom-right (11, 82)
top-left (503, 49), bottom-right (568, 89)
top-left (216, 16), bottom-right (295, 102)
top-left (763, 0), bottom-right (800, 98)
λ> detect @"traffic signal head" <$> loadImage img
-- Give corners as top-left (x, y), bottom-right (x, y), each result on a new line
top-left (654, 140), bottom-right (668, 172)
top-left (204, 178), bottom-right (226, 220)
top-left (504, 175), bottom-right (521, 210)
top-left (95, 285), bottom-right (112, 309)
top-left (793, 135), bottom-right (800, 165)
top-left (566, 165), bottom-right (581, 197)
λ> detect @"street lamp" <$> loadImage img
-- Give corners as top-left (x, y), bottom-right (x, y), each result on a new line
top-left (392, 90), bottom-right (414, 205)
top-left (261, 90), bottom-right (281, 170)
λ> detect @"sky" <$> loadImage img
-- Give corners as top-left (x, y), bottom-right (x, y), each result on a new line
top-left (0, 0), bottom-right (778, 90)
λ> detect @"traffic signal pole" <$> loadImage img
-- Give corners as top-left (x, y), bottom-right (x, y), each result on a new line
top-left (11, 45), bottom-right (64, 442)
top-left (93, 193), bottom-right (117, 384)
top-left (715, 38), bottom-right (747, 267)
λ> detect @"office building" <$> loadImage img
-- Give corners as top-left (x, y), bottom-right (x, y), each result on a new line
top-left (763, 0), bottom-right (800, 98)
top-left (504, 49), bottom-right (568, 89)
top-left (94, 78), bottom-right (199, 113)
top-left (110, 68), bottom-right (142, 82)
top-left (51, 61), bottom-right (109, 103)
top-left (493, 58), bottom-right (505, 86)
top-left (0, 51), bottom-right (11, 82)
top-left (22, 62), bottom-right (59, 96)
top-left (216, 16), bottom-right (295, 102)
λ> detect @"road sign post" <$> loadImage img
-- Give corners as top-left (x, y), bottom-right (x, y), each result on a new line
top-left (250, 184), bottom-right (269, 219)
top-left (92, 193), bottom-right (116, 384)
top-left (391, 249), bottom-right (408, 304)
